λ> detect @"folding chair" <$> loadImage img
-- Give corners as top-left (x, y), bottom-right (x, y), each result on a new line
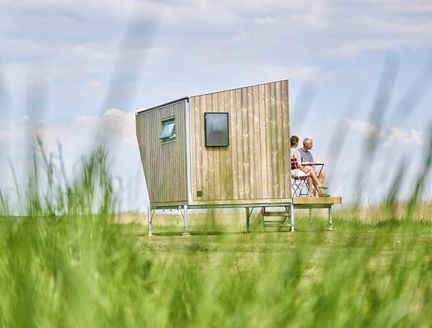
top-left (291, 157), bottom-right (310, 197)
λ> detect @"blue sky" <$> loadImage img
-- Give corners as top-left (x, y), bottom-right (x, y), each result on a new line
top-left (1, 0), bottom-right (432, 210)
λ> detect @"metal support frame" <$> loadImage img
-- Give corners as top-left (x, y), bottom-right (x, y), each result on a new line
top-left (293, 205), bottom-right (334, 231)
top-left (309, 208), bottom-right (312, 228)
top-left (245, 207), bottom-right (250, 232)
top-left (148, 205), bottom-right (154, 236)
top-left (147, 204), bottom-right (190, 236)
top-left (148, 201), bottom-right (295, 235)
top-left (147, 200), bottom-right (337, 234)
top-left (185, 99), bottom-right (193, 203)
top-left (179, 205), bottom-right (190, 235)
top-left (245, 207), bottom-right (258, 233)
top-left (290, 203), bottom-right (295, 231)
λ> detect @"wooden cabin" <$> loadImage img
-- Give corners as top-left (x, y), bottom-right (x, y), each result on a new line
top-left (136, 80), bottom-right (340, 234)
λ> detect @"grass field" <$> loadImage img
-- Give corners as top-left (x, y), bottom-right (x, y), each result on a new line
top-left (1, 145), bottom-right (432, 327)
top-left (1, 211), bottom-right (432, 327)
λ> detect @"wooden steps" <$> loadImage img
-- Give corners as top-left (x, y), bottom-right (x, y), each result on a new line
top-left (261, 207), bottom-right (291, 230)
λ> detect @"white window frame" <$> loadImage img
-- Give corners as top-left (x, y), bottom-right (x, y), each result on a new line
top-left (159, 117), bottom-right (176, 144)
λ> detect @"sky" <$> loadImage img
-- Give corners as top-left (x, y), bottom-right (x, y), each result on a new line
top-left (1, 0), bottom-right (432, 211)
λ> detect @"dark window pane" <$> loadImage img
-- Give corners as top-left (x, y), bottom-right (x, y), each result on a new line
top-left (205, 112), bottom-right (229, 147)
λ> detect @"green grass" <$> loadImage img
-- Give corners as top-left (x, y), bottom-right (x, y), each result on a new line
top-left (1, 144), bottom-right (432, 327)
top-left (1, 214), bottom-right (432, 327)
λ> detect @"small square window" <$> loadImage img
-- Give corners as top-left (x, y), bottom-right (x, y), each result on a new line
top-left (159, 118), bottom-right (176, 143)
top-left (205, 112), bottom-right (229, 147)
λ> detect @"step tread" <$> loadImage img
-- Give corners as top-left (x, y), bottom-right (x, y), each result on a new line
top-left (264, 224), bottom-right (291, 228)
top-left (263, 221), bottom-right (288, 225)
top-left (262, 212), bottom-right (289, 216)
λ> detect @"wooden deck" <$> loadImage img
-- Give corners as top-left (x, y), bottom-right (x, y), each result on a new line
top-left (293, 196), bottom-right (342, 208)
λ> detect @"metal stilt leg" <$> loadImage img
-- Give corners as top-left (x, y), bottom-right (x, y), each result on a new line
top-left (246, 207), bottom-right (250, 233)
top-left (290, 203), bottom-right (295, 232)
top-left (148, 205), bottom-right (153, 236)
top-left (182, 205), bottom-right (190, 236)
top-left (309, 208), bottom-right (312, 228)
top-left (328, 207), bottom-right (333, 231)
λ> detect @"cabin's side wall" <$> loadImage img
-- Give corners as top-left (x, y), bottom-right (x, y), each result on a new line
top-left (136, 100), bottom-right (187, 204)
top-left (189, 80), bottom-right (290, 202)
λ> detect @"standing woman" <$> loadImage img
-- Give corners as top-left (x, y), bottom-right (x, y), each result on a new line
top-left (290, 135), bottom-right (323, 197)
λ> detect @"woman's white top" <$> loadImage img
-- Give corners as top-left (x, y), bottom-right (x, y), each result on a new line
top-left (290, 148), bottom-right (300, 160)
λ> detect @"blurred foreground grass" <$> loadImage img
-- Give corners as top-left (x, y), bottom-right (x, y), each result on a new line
top-left (1, 144), bottom-right (431, 327)
top-left (1, 213), bottom-right (432, 327)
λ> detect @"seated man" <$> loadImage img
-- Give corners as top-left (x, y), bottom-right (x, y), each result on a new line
top-left (298, 137), bottom-right (327, 188)
top-left (290, 135), bottom-right (324, 197)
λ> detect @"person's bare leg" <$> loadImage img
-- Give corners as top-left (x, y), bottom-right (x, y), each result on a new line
top-left (308, 169), bottom-right (322, 193)
top-left (304, 167), bottom-right (324, 187)
top-left (303, 168), bottom-right (314, 196)
top-left (313, 179), bottom-right (322, 196)
top-left (307, 176), bottom-right (314, 196)
top-left (304, 167), bottom-right (321, 196)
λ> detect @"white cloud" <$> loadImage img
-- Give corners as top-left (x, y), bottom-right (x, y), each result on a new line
top-left (257, 65), bottom-right (333, 82)
top-left (343, 118), bottom-right (377, 134)
top-left (0, 108), bottom-right (136, 147)
top-left (344, 117), bottom-right (424, 146)
top-left (2, 0), bottom-right (432, 113)
top-left (292, 115), bottom-right (429, 202)
top-left (38, 108), bottom-right (137, 146)
top-left (384, 126), bottom-right (423, 146)
top-left (20, 115), bottom-right (31, 122)
top-left (1, 0), bottom-right (432, 208)
top-left (0, 108), bottom-right (145, 210)
top-left (150, 0), bottom-right (432, 58)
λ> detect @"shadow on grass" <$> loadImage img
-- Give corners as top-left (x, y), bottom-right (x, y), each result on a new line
top-left (131, 230), bottom-right (241, 237)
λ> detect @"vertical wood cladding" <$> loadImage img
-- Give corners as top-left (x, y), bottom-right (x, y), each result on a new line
top-left (190, 80), bottom-right (290, 201)
top-left (136, 100), bottom-right (187, 203)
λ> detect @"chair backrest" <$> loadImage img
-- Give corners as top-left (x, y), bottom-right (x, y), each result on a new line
top-left (291, 157), bottom-right (299, 170)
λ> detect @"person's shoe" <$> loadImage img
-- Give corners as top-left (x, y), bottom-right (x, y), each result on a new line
top-left (319, 192), bottom-right (330, 197)
top-left (320, 185), bottom-right (328, 189)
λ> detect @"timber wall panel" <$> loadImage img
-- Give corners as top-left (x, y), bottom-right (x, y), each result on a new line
top-left (136, 101), bottom-right (187, 203)
top-left (190, 80), bottom-right (290, 201)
